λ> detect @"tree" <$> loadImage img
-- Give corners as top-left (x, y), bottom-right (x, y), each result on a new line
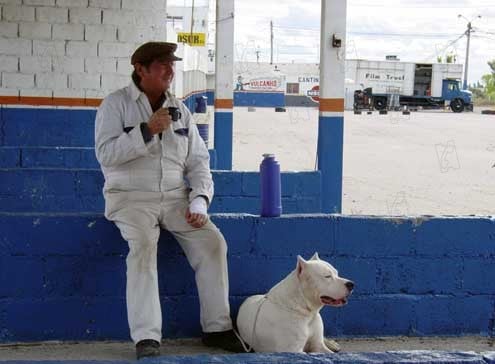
top-left (437, 56), bottom-right (442, 63)
top-left (482, 60), bottom-right (495, 101)
top-left (488, 60), bottom-right (495, 73)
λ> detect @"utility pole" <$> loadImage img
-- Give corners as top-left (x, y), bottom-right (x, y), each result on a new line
top-left (190, 0), bottom-right (195, 35)
top-left (458, 14), bottom-right (481, 90)
top-left (270, 20), bottom-right (273, 65)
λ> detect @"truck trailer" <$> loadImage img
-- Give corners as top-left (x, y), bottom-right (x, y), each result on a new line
top-left (350, 61), bottom-right (473, 113)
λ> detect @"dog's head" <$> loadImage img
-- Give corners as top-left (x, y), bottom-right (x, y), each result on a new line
top-left (296, 253), bottom-right (354, 308)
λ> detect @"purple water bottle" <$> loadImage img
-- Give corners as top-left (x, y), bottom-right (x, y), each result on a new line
top-left (260, 153), bottom-right (282, 217)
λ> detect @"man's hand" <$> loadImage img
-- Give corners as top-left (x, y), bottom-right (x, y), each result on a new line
top-left (147, 108), bottom-right (172, 135)
top-left (186, 197), bottom-right (208, 228)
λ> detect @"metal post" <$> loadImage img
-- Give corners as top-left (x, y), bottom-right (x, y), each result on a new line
top-left (214, 0), bottom-right (234, 170)
top-left (270, 20), bottom-right (273, 65)
top-left (317, 0), bottom-right (346, 213)
top-left (463, 22), bottom-right (471, 90)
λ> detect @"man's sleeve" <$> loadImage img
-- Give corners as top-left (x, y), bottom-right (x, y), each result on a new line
top-left (183, 106), bottom-right (214, 204)
top-left (94, 94), bottom-right (153, 168)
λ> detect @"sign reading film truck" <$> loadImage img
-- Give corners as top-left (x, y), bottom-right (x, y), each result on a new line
top-left (177, 32), bottom-right (206, 47)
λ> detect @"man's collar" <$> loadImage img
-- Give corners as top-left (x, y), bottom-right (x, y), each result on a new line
top-left (128, 80), bottom-right (170, 103)
top-left (128, 80), bottom-right (142, 101)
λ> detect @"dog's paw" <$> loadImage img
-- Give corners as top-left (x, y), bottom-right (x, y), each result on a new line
top-left (324, 338), bottom-right (341, 353)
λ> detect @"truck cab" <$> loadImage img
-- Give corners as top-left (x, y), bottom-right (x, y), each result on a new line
top-left (442, 79), bottom-right (473, 112)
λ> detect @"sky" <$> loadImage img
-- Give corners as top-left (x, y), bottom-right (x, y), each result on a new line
top-left (173, 0), bottom-right (495, 85)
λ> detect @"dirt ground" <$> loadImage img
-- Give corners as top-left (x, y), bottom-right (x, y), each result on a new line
top-left (0, 336), bottom-right (493, 360)
top-left (218, 107), bottom-right (495, 216)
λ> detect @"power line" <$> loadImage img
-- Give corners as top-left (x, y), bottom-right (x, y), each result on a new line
top-left (273, 24), bottom-right (462, 38)
top-left (473, 34), bottom-right (495, 41)
top-left (420, 32), bottom-right (466, 62)
top-left (349, 31), bottom-right (461, 38)
top-left (348, 1), bottom-right (495, 8)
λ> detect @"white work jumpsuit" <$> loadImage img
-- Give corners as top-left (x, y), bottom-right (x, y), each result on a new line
top-left (94, 81), bottom-right (232, 344)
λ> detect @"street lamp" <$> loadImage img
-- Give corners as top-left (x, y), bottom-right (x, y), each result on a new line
top-left (458, 14), bottom-right (481, 89)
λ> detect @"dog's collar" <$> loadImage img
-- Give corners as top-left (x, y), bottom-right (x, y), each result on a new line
top-left (265, 293), bottom-right (313, 317)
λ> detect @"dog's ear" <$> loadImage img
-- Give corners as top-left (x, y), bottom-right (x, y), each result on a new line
top-left (297, 255), bottom-right (307, 277)
top-left (310, 252), bottom-right (320, 261)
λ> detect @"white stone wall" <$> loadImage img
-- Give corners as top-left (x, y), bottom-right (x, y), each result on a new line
top-left (0, 0), bottom-right (168, 100)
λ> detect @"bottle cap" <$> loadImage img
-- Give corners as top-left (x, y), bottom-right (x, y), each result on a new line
top-left (262, 153), bottom-right (275, 158)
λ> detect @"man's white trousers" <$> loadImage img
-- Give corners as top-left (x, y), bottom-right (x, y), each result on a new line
top-left (105, 189), bottom-right (232, 344)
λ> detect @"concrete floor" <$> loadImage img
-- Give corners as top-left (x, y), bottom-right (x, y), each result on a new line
top-left (0, 336), bottom-right (493, 360)
top-left (223, 107), bottom-right (495, 216)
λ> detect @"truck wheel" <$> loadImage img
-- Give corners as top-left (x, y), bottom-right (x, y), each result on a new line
top-left (450, 99), bottom-right (464, 113)
top-left (373, 98), bottom-right (387, 110)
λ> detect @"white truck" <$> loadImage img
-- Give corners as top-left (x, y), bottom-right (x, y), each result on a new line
top-left (349, 60), bottom-right (473, 113)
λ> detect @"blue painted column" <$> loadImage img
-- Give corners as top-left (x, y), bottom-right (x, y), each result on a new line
top-left (214, 106), bottom-right (233, 169)
top-left (214, 0), bottom-right (234, 170)
top-left (317, 0), bottom-right (347, 213)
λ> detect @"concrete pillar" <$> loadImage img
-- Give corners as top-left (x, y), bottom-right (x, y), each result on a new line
top-left (214, 0), bottom-right (234, 170)
top-left (317, 0), bottom-right (346, 213)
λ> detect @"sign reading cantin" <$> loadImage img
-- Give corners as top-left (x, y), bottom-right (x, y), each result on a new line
top-left (307, 85), bottom-right (319, 102)
top-left (177, 32), bottom-right (206, 46)
top-left (248, 78), bottom-right (281, 90)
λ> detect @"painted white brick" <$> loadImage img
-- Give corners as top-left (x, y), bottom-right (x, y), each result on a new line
top-left (149, 26), bottom-right (166, 41)
top-left (56, 0), bottom-right (88, 7)
top-left (36, 72), bottom-right (67, 88)
top-left (69, 7), bottom-right (101, 24)
top-left (20, 88), bottom-right (52, 97)
top-left (85, 24), bottom-right (116, 41)
top-left (0, 22), bottom-right (18, 37)
top-left (101, 73), bottom-right (128, 90)
top-left (0, 0), bottom-right (22, 5)
top-left (116, 57), bottom-right (132, 75)
top-left (85, 57), bottom-right (115, 72)
top-left (134, 10), bottom-right (167, 26)
top-left (0, 39), bottom-right (32, 56)
top-left (19, 22), bottom-right (52, 39)
top-left (105, 9), bottom-right (166, 26)
top-left (117, 25), bottom-right (166, 42)
top-left (23, 0), bottom-right (55, 6)
top-left (89, 0), bottom-right (120, 9)
top-left (66, 40), bottom-right (97, 57)
top-left (3, 72), bottom-right (34, 88)
top-left (122, 0), bottom-right (165, 9)
top-left (33, 40), bottom-right (65, 57)
top-left (20, 56), bottom-right (52, 72)
top-left (36, 7), bottom-right (68, 23)
top-left (117, 25), bottom-right (145, 42)
top-left (0, 88), bottom-right (19, 96)
top-left (85, 88), bottom-right (106, 98)
top-left (52, 23), bottom-right (84, 40)
top-left (102, 9), bottom-right (134, 25)
top-left (0, 55), bottom-right (18, 72)
top-left (69, 72), bottom-right (99, 89)
top-left (53, 88), bottom-right (84, 97)
top-left (2, 5), bottom-right (35, 21)
top-left (98, 41), bottom-right (134, 58)
top-left (53, 56), bottom-right (84, 72)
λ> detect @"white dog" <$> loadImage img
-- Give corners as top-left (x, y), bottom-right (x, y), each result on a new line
top-left (236, 253), bottom-right (354, 353)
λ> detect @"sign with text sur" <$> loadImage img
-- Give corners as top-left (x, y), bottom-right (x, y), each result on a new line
top-left (177, 32), bottom-right (206, 47)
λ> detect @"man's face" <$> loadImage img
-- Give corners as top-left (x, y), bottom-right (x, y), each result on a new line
top-left (138, 59), bottom-right (175, 94)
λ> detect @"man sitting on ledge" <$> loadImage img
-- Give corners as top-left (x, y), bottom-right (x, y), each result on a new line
top-left (94, 41), bottom-right (244, 359)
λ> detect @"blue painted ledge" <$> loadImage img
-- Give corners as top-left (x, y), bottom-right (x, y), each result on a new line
top-left (2, 351), bottom-right (495, 363)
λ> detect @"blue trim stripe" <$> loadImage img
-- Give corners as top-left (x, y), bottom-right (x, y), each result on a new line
top-left (317, 116), bottom-right (344, 213)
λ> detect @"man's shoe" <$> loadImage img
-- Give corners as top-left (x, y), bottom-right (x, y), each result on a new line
top-left (136, 339), bottom-right (160, 360)
top-left (202, 329), bottom-right (247, 353)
